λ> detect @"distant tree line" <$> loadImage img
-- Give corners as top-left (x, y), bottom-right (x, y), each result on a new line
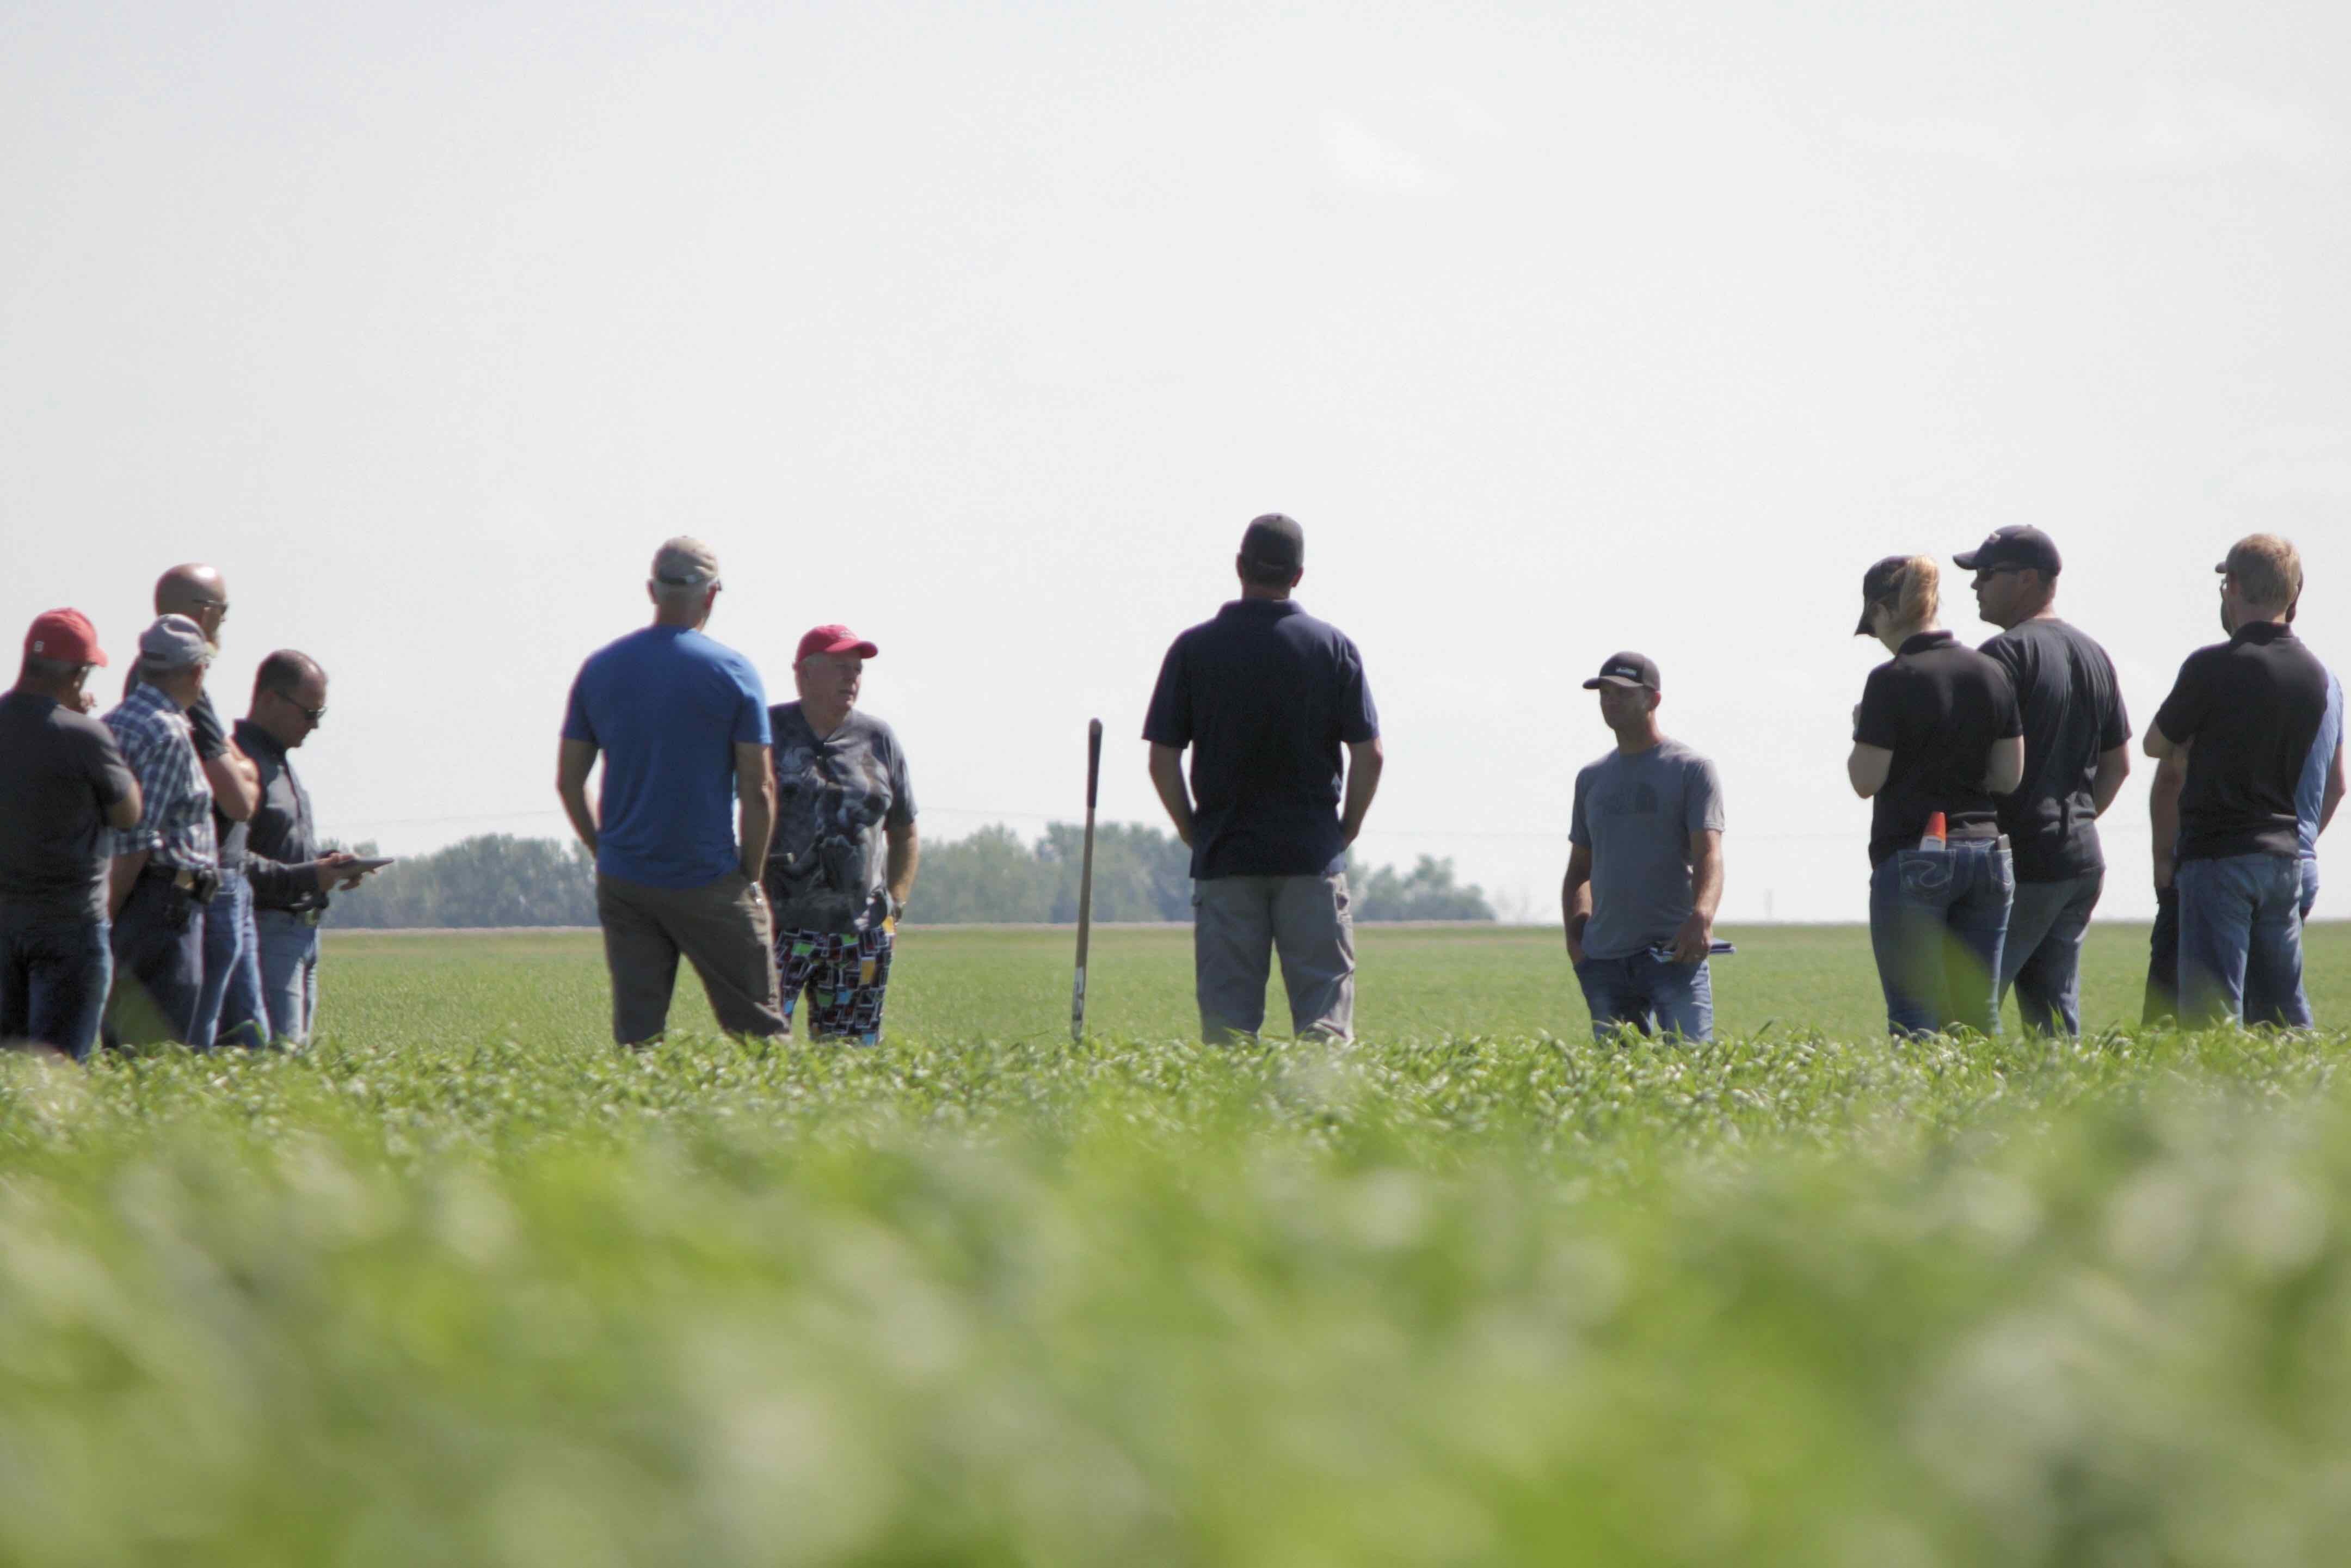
top-left (329, 827), bottom-right (1495, 928)
top-left (327, 835), bottom-right (599, 928)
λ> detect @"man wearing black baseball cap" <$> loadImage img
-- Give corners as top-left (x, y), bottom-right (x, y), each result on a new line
top-left (1144, 514), bottom-right (1383, 1043)
top-left (1956, 526), bottom-right (2132, 1037)
top-left (1562, 652), bottom-right (1726, 1042)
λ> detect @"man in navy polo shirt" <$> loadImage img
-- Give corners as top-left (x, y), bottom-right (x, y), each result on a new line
top-left (558, 538), bottom-right (787, 1046)
top-left (2146, 534), bottom-right (2330, 1028)
top-left (1144, 514), bottom-right (1384, 1043)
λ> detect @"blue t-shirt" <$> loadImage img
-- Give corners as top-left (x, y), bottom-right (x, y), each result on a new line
top-left (2297, 666), bottom-right (2343, 860)
top-left (1142, 598), bottom-right (1380, 879)
top-left (562, 626), bottom-right (771, 889)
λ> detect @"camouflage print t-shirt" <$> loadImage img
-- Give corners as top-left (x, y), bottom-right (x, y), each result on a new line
top-left (762, 704), bottom-right (916, 934)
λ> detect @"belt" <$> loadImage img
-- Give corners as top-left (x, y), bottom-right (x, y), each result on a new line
top-left (141, 864), bottom-right (221, 902)
top-left (259, 907), bottom-right (324, 927)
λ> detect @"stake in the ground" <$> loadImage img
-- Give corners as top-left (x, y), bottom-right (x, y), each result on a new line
top-left (1072, 717), bottom-right (1102, 1042)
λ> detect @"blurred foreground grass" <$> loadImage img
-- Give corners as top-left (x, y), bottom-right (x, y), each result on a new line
top-left (1, 924), bottom-right (2348, 1565)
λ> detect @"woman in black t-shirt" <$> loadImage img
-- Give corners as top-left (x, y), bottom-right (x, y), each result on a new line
top-left (1847, 555), bottom-right (2025, 1037)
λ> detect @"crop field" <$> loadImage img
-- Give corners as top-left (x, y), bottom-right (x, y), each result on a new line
top-left (5, 922), bottom-right (2351, 1565)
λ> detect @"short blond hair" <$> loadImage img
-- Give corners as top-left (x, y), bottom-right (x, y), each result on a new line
top-left (2222, 534), bottom-right (2302, 614)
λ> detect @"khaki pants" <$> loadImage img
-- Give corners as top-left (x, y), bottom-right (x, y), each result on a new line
top-left (596, 871), bottom-right (787, 1044)
top-left (1192, 870), bottom-right (1356, 1044)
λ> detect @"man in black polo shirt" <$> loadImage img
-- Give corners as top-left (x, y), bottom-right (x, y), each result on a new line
top-left (1, 611), bottom-right (141, 1060)
top-left (2146, 534), bottom-right (2330, 1028)
top-left (1144, 514), bottom-right (1384, 1043)
top-left (1959, 527), bottom-right (2132, 1037)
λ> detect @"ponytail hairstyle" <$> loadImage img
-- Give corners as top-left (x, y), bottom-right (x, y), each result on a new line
top-left (1856, 555), bottom-right (1941, 637)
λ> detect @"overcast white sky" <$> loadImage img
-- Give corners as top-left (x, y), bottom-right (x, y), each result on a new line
top-left (5, 0), bottom-right (2346, 921)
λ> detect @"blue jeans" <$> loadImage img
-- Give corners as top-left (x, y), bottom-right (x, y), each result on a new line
top-left (2144, 883), bottom-right (2181, 1026)
top-left (2178, 852), bottom-right (2310, 1028)
top-left (1574, 951), bottom-right (1713, 1042)
top-left (0, 905), bottom-right (113, 1061)
top-left (103, 874), bottom-right (207, 1048)
top-left (1999, 871), bottom-right (2103, 1037)
top-left (1868, 839), bottom-right (2014, 1037)
top-left (254, 909), bottom-right (321, 1044)
top-left (191, 871), bottom-right (267, 1051)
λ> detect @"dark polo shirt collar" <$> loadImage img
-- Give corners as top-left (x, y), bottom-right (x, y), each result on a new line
top-left (1897, 630), bottom-right (1956, 656)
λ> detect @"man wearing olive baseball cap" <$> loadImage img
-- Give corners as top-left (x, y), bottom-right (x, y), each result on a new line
top-left (1, 612), bottom-right (143, 1058)
top-left (1561, 651), bottom-right (1727, 1042)
top-left (1957, 526), bottom-right (2132, 1037)
top-left (558, 538), bottom-right (789, 1046)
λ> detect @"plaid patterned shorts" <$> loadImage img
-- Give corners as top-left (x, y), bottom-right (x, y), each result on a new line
top-left (773, 924), bottom-right (895, 1044)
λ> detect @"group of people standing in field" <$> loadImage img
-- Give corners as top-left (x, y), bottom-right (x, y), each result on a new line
top-left (556, 515), bottom-right (2340, 1055)
top-left (1, 565), bottom-right (374, 1060)
top-left (6, 522), bottom-right (2337, 1061)
top-left (557, 538), bottom-right (921, 1048)
top-left (1848, 529), bottom-right (2341, 1040)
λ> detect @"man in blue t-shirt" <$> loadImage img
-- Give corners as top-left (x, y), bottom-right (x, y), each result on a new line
top-left (559, 538), bottom-right (786, 1045)
top-left (1143, 515), bottom-right (1384, 1043)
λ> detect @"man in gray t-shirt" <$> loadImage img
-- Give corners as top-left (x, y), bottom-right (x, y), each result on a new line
top-left (1562, 651), bottom-right (1727, 1043)
top-left (761, 624), bottom-right (920, 1044)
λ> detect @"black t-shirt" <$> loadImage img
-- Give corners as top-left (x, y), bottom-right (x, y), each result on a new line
top-left (1978, 618), bottom-right (2132, 882)
top-left (2152, 621), bottom-right (2330, 862)
top-left (1142, 598), bottom-right (1380, 878)
top-left (1855, 631), bottom-right (2023, 867)
top-left (0, 688), bottom-right (138, 921)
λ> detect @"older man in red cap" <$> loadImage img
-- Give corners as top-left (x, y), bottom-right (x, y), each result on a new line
top-left (761, 624), bottom-right (920, 1044)
top-left (1, 612), bottom-right (144, 1058)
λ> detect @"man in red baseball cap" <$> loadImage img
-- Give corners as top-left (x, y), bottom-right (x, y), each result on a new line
top-left (1, 611), bottom-right (143, 1059)
top-left (761, 623), bottom-right (920, 1044)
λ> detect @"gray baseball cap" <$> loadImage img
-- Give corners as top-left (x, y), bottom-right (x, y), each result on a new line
top-left (138, 614), bottom-right (213, 671)
top-left (1240, 513), bottom-right (1304, 571)
top-left (651, 536), bottom-right (721, 588)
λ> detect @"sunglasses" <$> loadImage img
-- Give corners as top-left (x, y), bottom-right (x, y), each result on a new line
top-left (275, 691), bottom-right (325, 723)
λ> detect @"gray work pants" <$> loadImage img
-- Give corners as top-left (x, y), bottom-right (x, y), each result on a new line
top-left (596, 871), bottom-right (787, 1046)
top-left (1192, 871), bottom-right (1356, 1044)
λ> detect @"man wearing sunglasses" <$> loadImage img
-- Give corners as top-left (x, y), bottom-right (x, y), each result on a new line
top-left (1960, 527), bottom-right (2131, 1037)
top-left (237, 650), bottom-right (368, 1044)
top-left (126, 565), bottom-right (266, 1050)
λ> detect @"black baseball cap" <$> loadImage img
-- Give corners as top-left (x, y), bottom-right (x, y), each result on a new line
top-left (1583, 651), bottom-right (1660, 692)
top-left (1856, 555), bottom-right (1910, 636)
top-left (1239, 513), bottom-right (1304, 571)
top-left (1954, 526), bottom-right (2062, 576)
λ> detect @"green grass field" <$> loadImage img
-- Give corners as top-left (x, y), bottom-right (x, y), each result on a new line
top-left (4, 923), bottom-right (2350, 1565)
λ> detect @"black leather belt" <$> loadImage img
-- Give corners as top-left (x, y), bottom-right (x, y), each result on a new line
top-left (142, 865), bottom-right (221, 902)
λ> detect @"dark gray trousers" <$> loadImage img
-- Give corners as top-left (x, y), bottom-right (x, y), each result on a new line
top-left (596, 871), bottom-right (787, 1045)
top-left (1192, 870), bottom-right (1356, 1044)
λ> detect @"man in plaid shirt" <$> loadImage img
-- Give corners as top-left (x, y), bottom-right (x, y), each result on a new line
top-left (101, 615), bottom-right (220, 1048)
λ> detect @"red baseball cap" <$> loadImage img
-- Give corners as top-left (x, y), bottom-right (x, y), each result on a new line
top-left (795, 624), bottom-right (878, 663)
top-left (24, 609), bottom-right (107, 667)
